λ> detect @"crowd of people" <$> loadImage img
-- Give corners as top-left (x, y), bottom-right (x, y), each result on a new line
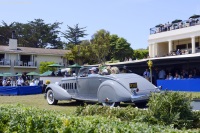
top-left (152, 17), bottom-right (200, 34)
top-left (79, 65), bottom-right (132, 77)
top-left (143, 67), bottom-right (199, 85)
top-left (0, 72), bottom-right (40, 87)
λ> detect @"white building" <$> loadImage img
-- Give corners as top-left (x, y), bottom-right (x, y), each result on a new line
top-left (0, 39), bottom-right (69, 75)
top-left (148, 18), bottom-right (200, 58)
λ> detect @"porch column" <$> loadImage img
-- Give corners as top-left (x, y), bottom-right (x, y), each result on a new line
top-left (18, 54), bottom-right (20, 61)
top-left (31, 55), bottom-right (33, 61)
top-left (152, 43), bottom-right (157, 57)
top-left (168, 40), bottom-right (173, 54)
top-left (148, 44), bottom-right (152, 57)
top-left (191, 36), bottom-right (195, 54)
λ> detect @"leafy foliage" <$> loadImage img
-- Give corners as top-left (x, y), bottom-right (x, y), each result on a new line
top-left (133, 49), bottom-right (149, 59)
top-left (0, 19), bottom-right (63, 48)
top-left (1, 104), bottom-right (199, 132)
top-left (39, 61), bottom-right (56, 74)
top-left (108, 34), bottom-right (133, 61)
top-left (90, 29), bottom-right (111, 64)
top-left (0, 21), bottom-right (16, 45)
top-left (75, 104), bottom-right (147, 121)
top-left (146, 91), bottom-right (200, 129)
top-left (62, 24), bottom-right (88, 45)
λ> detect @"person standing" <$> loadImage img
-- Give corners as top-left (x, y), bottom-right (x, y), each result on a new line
top-left (143, 68), bottom-right (150, 81)
top-left (2, 78), bottom-right (7, 86)
top-left (152, 67), bottom-right (159, 86)
top-left (30, 79), bottom-right (36, 86)
top-left (16, 76), bottom-right (24, 86)
top-left (158, 69), bottom-right (166, 79)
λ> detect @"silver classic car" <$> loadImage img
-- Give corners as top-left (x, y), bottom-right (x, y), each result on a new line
top-left (44, 67), bottom-right (161, 107)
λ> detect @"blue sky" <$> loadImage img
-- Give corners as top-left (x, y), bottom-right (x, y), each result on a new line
top-left (0, 0), bottom-right (200, 49)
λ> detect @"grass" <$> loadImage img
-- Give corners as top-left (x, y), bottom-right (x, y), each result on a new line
top-left (0, 92), bottom-right (200, 115)
top-left (0, 94), bottom-right (78, 115)
top-left (182, 92), bottom-right (200, 99)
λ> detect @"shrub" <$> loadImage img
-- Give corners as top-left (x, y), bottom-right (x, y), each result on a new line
top-left (74, 104), bottom-right (147, 121)
top-left (0, 104), bottom-right (200, 132)
top-left (145, 91), bottom-right (200, 129)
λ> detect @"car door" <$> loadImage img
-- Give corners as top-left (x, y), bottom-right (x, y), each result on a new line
top-left (76, 76), bottom-right (90, 98)
top-left (88, 75), bottom-right (105, 99)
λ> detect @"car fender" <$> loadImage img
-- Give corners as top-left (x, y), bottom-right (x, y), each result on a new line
top-left (45, 83), bottom-right (72, 100)
top-left (97, 80), bottom-right (131, 103)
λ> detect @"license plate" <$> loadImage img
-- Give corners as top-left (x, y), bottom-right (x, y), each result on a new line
top-left (129, 83), bottom-right (137, 88)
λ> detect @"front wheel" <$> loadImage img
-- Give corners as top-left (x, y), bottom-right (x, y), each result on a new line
top-left (102, 102), bottom-right (120, 107)
top-left (46, 89), bottom-right (58, 105)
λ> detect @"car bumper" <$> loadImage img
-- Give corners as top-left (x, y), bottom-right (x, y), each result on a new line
top-left (131, 94), bottom-right (149, 102)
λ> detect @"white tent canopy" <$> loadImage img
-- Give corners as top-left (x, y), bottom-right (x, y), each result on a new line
top-left (61, 68), bottom-right (71, 73)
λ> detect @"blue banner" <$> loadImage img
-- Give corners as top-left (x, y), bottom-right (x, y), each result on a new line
top-left (0, 86), bottom-right (42, 95)
top-left (157, 79), bottom-right (200, 92)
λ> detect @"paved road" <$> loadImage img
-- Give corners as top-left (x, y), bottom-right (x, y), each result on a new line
top-left (191, 101), bottom-right (200, 110)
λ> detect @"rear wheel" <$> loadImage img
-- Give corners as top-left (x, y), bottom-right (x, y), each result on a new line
top-left (102, 102), bottom-right (120, 107)
top-left (134, 101), bottom-right (147, 108)
top-left (46, 89), bottom-right (58, 105)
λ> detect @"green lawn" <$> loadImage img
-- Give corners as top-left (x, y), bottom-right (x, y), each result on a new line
top-left (0, 92), bottom-right (200, 115)
top-left (181, 92), bottom-right (200, 99)
top-left (0, 94), bottom-right (77, 115)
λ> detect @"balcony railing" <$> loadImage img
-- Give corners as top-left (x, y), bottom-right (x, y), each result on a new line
top-left (150, 18), bottom-right (200, 35)
top-left (14, 60), bottom-right (37, 67)
top-left (0, 59), bottom-right (11, 66)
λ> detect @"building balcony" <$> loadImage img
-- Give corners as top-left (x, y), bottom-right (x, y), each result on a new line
top-left (150, 19), bottom-right (200, 35)
top-left (0, 59), bottom-right (11, 67)
top-left (14, 60), bottom-right (37, 68)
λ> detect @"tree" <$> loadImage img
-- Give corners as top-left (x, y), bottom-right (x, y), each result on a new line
top-left (108, 35), bottom-right (133, 61)
top-left (0, 21), bottom-right (16, 45)
top-left (64, 40), bottom-right (93, 65)
top-left (0, 19), bottom-right (63, 48)
top-left (133, 49), bottom-right (149, 60)
top-left (90, 29), bottom-right (110, 64)
top-left (39, 61), bottom-right (56, 74)
top-left (16, 19), bottom-right (63, 48)
top-left (62, 24), bottom-right (88, 45)
top-left (64, 45), bottom-right (81, 64)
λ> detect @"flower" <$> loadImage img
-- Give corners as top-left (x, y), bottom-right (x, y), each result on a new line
top-left (45, 80), bottom-right (50, 84)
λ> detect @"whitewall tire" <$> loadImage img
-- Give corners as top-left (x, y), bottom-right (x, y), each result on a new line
top-left (47, 89), bottom-right (58, 105)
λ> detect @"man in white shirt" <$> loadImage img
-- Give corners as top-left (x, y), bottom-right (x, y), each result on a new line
top-left (2, 78), bottom-right (7, 86)
top-left (30, 79), bottom-right (36, 86)
top-left (16, 77), bottom-right (24, 86)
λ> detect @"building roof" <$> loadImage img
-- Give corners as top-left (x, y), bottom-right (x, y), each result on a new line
top-left (0, 45), bottom-right (69, 56)
top-left (105, 53), bottom-right (200, 66)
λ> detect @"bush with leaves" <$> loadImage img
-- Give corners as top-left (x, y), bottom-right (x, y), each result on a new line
top-left (74, 104), bottom-right (147, 121)
top-left (1, 104), bottom-right (200, 132)
top-left (145, 91), bottom-right (200, 129)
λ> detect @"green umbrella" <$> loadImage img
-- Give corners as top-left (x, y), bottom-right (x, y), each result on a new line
top-left (26, 72), bottom-right (40, 76)
top-left (67, 63), bottom-right (82, 68)
top-left (0, 73), bottom-right (4, 76)
top-left (16, 73), bottom-right (22, 76)
top-left (189, 14), bottom-right (200, 19)
top-left (40, 70), bottom-right (52, 76)
top-left (3, 73), bottom-right (14, 77)
top-left (172, 19), bottom-right (182, 24)
top-left (48, 63), bottom-right (62, 67)
top-left (67, 63), bottom-right (82, 76)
